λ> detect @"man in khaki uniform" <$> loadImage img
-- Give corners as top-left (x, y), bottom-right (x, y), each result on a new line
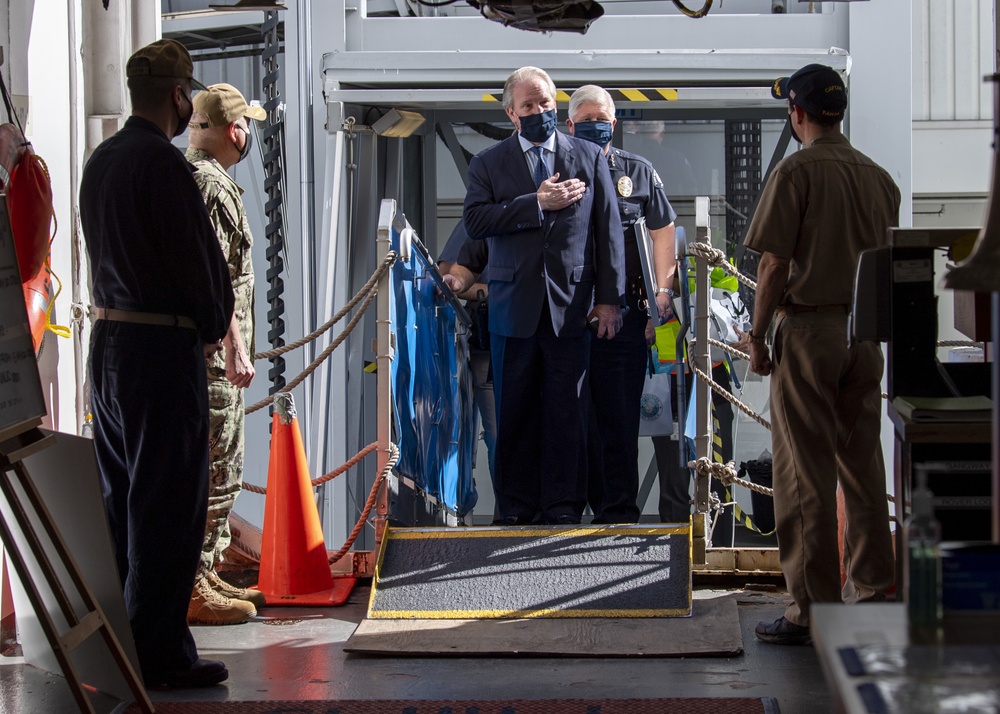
top-left (186, 83), bottom-right (267, 625)
top-left (742, 64), bottom-right (900, 645)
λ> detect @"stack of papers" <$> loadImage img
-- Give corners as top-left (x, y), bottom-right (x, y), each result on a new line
top-left (892, 395), bottom-right (992, 423)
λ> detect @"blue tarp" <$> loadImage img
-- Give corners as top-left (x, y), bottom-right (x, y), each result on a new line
top-left (388, 226), bottom-right (478, 518)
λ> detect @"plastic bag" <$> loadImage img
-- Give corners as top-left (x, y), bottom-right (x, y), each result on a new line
top-left (639, 370), bottom-right (673, 437)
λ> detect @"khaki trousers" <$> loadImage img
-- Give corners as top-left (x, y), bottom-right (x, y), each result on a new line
top-left (770, 311), bottom-right (894, 626)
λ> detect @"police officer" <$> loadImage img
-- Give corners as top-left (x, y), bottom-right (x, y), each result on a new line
top-left (567, 85), bottom-right (677, 524)
top-left (438, 222), bottom-right (497, 504)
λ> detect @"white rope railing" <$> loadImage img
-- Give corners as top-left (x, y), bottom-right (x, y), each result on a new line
top-left (328, 442), bottom-right (399, 564)
top-left (689, 456), bottom-right (773, 497)
top-left (245, 288), bottom-right (378, 415)
top-left (255, 251), bottom-right (397, 361)
top-left (244, 251), bottom-right (397, 415)
top-left (242, 442), bottom-right (380, 495)
top-left (237, 248), bottom-right (400, 568)
top-left (682, 241), bottom-right (897, 514)
top-left (686, 339), bottom-right (771, 431)
top-left (686, 241), bottom-right (757, 291)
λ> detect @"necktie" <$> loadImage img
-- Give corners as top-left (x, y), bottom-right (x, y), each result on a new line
top-left (530, 146), bottom-right (547, 189)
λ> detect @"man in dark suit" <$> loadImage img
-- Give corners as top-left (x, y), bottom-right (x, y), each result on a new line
top-left (462, 66), bottom-right (625, 525)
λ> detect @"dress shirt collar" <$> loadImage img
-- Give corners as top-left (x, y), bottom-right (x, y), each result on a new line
top-left (517, 131), bottom-right (557, 155)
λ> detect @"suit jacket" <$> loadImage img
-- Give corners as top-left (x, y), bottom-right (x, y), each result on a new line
top-left (463, 132), bottom-right (625, 339)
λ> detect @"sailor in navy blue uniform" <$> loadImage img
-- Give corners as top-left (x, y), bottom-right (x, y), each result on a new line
top-left (80, 40), bottom-right (234, 688)
top-left (567, 85), bottom-right (678, 523)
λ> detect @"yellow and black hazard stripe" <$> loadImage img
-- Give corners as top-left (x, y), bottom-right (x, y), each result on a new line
top-left (729, 490), bottom-right (775, 536)
top-left (482, 88), bottom-right (679, 103)
top-left (713, 405), bottom-right (774, 537)
top-left (607, 88), bottom-right (679, 103)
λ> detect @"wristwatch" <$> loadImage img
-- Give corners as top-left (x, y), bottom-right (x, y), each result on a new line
top-left (747, 330), bottom-right (765, 345)
top-left (656, 287), bottom-right (676, 297)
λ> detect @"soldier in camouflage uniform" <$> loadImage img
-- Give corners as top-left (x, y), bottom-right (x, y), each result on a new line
top-left (185, 83), bottom-right (267, 625)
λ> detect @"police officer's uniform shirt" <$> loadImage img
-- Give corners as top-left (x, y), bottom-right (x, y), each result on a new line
top-left (607, 148), bottom-right (677, 283)
top-left (743, 133), bottom-right (900, 307)
top-left (456, 233), bottom-right (489, 278)
top-left (441, 222), bottom-right (490, 283)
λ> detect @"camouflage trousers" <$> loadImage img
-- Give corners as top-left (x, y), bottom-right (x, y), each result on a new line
top-left (198, 375), bottom-right (245, 579)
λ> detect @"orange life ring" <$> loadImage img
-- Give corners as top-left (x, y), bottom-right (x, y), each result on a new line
top-left (9, 145), bottom-right (53, 282)
top-left (22, 258), bottom-right (52, 355)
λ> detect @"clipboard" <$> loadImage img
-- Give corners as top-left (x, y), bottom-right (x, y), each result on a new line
top-left (635, 216), bottom-right (665, 327)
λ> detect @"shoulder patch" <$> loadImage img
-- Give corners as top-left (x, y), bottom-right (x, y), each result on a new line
top-left (652, 169), bottom-right (664, 189)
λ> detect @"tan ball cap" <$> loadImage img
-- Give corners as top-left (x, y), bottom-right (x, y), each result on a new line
top-left (192, 83), bottom-right (268, 127)
top-left (126, 38), bottom-right (207, 91)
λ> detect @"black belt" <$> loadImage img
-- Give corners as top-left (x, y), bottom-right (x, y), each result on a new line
top-left (627, 278), bottom-right (646, 302)
top-left (92, 307), bottom-right (197, 330)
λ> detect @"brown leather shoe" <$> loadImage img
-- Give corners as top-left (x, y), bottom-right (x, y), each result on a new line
top-left (207, 571), bottom-right (266, 609)
top-left (188, 576), bottom-right (256, 625)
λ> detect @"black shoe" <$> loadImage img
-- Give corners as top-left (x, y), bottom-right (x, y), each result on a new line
top-left (145, 658), bottom-right (229, 688)
top-left (755, 617), bottom-right (812, 646)
top-left (552, 515), bottom-right (581, 525)
top-left (492, 515), bottom-right (531, 526)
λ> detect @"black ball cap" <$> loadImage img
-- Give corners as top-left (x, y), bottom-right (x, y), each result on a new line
top-left (772, 63), bottom-right (847, 121)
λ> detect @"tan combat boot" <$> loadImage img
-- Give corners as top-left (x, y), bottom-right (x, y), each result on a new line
top-left (207, 570), bottom-right (266, 609)
top-left (188, 576), bottom-right (256, 625)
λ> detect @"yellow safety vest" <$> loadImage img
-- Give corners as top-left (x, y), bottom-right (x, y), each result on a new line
top-left (656, 257), bottom-right (739, 366)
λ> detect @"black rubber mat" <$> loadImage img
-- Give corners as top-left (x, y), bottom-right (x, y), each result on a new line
top-left (368, 524), bottom-right (691, 619)
top-left (346, 594), bottom-right (741, 657)
top-left (124, 698), bottom-right (781, 713)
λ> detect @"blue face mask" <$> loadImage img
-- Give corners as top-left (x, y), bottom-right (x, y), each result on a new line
top-left (519, 108), bottom-right (557, 143)
top-left (572, 120), bottom-right (613, 148)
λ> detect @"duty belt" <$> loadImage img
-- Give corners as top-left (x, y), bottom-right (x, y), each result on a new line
top-left (778, 303), bottom-right (850, 315)
top-left (92, 307), bottom-right (197, 330)
top-left (626, 278), bottom-right (648, 309)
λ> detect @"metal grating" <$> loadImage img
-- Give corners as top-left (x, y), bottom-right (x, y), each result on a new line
top-left (724, 120), bottom-right (762, 259)
top-left (725, 120), bottom-right (762, 317)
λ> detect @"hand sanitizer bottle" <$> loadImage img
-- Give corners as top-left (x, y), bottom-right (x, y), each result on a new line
top-left (904, 466), bottom-right (943, 635)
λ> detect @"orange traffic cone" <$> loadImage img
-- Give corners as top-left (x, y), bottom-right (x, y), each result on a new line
top-left (256, 393), bottom-right (355, 606)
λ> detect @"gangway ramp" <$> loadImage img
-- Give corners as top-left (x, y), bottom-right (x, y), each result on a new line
top-left (346, 524), bottom-right (745, 657)
top-left (370, 524), bottom-right (691, 619)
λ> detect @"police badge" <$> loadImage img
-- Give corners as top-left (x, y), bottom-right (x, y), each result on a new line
top-left (617, 175), bottom-right (633, 198)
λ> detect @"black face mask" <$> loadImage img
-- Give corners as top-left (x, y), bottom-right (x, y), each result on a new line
top-left (175, 90), bottom-right (194, 139)
top-left (235, 125), bottom-right (252, 163)
top-left (787, 110), bottom-right (802, 145)
top-left (572, 120), bottom-right (613, 148)
top-left (519, 108), bottom-right (557, 144)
